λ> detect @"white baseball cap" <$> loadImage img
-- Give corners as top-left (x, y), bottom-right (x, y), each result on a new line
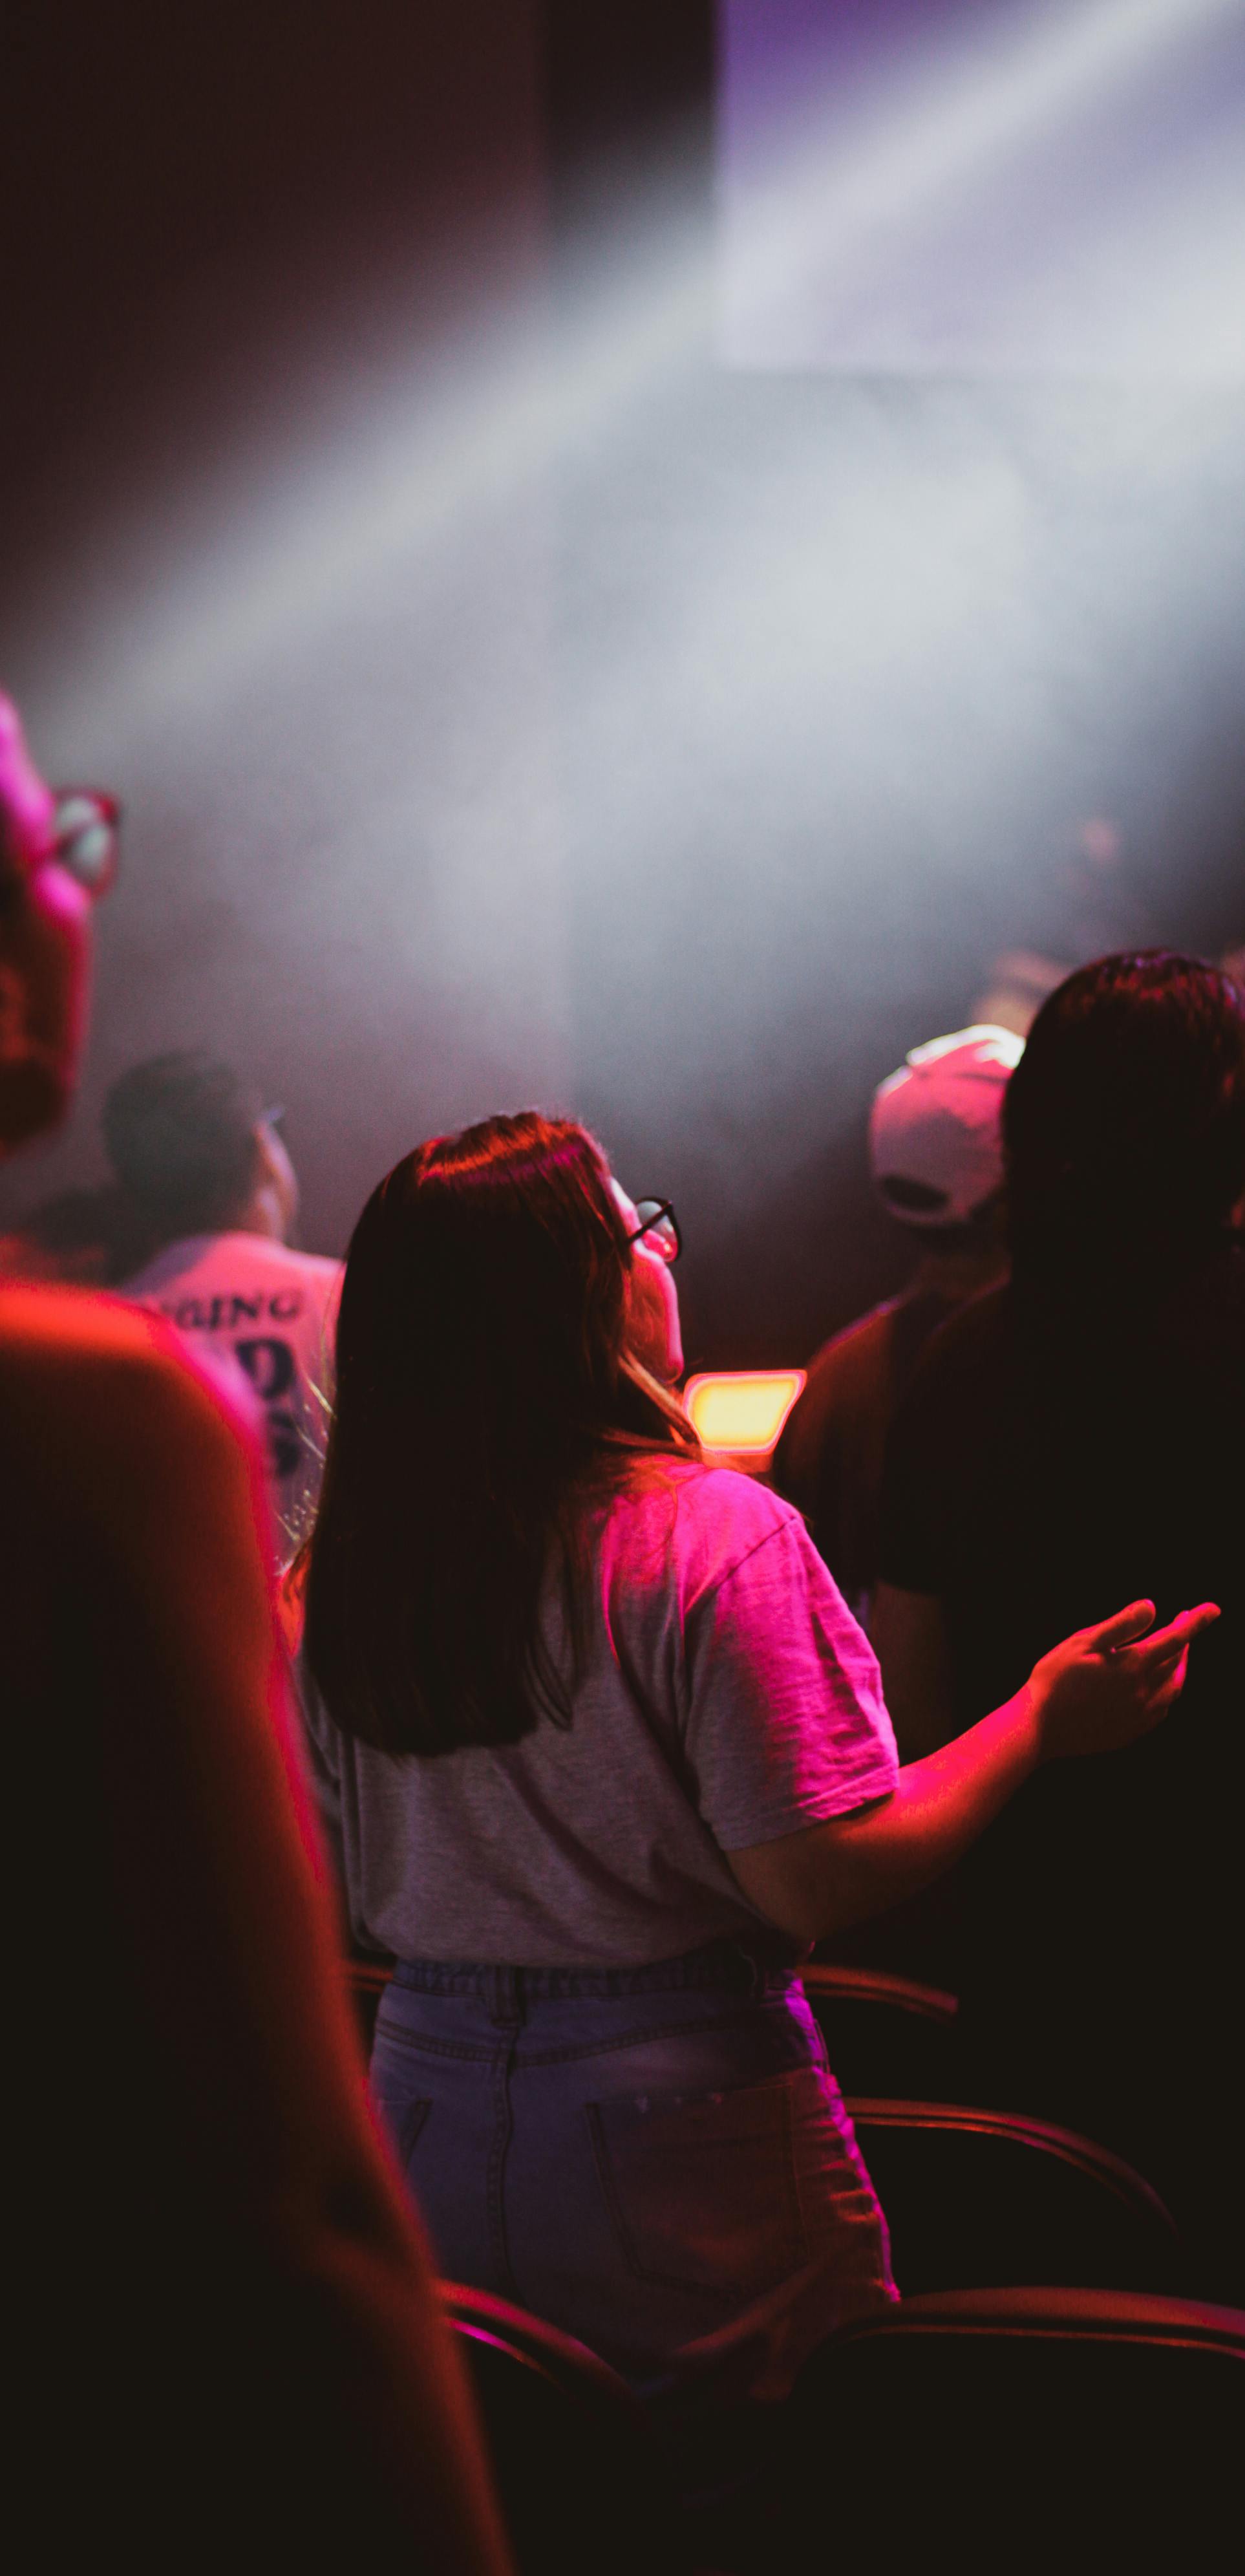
top-left (869, 1025), bottom-right (1025, 1227)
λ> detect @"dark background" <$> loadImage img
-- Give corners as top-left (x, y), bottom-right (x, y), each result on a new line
top-left (3, 1), bottom-right (1242, 1364)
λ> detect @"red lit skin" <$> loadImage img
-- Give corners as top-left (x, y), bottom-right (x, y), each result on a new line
top-left (0, 699), bottom-right (512, 2571)
top-left (242, 1115), bottom-right (301, 1242)
top-left (729, 1594), bottom-right (1218, 1945)
top-left (0, 694), bottom-right (92, 1147)
top-left (613, 1179), bottom-right (684, 1380)
top-left (257, 1117), bottom-right (300, 1236)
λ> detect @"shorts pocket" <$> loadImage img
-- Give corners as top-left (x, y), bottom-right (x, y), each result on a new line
top-left (586, 2067), bottom-right (816, 2302)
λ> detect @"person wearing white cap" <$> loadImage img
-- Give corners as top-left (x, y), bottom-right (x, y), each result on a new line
top-left (772, 1026), bottom-right (1023, 1622)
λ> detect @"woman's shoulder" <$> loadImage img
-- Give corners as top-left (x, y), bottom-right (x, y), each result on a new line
top-left (604, 1454), bottom-right (802, 1588)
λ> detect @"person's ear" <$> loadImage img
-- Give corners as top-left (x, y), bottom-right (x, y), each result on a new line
top-left (249, 1118), bottom-right (299, 1240)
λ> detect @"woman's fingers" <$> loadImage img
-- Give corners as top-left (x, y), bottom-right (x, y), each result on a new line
top-left (1119, 1604), bottom-right (1219, 1683)
top-left (1134, 1602), bottom-right (1220, 1657)
top-left (1083, 1600), bottom-right (1218, 1665)
top-left (1033, 1598), bottom-right (1218, 1759)
top-left (1083, 1600), bottom-right (1157, 1653)
top-left (1123, 1605), bottom-right (1219, 1715)
top-left (1144, 1662), bottom-right (1189, 1709)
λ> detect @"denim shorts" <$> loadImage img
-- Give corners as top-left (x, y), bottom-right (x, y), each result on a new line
top-left (370, 1937), bottom-right (896, 2401)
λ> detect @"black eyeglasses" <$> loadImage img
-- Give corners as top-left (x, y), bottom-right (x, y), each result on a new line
top-left (46, 789), bottom-right (122, 897)
top-left (626, 1197), bottom-right (681, 1265)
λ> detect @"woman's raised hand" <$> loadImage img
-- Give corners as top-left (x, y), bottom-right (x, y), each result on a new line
top-left (1028, 1598), bottom-right (1220, 1761)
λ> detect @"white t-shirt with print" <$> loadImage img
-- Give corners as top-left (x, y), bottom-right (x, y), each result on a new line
top-left (122, 1230), bottom-right (341, 1551)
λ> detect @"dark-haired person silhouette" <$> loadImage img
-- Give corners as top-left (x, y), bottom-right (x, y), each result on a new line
top-left (297, 1109), bottom-right (1215, 2407)
top-left (875, 949), bottom-right (1245, 2293)
top-left (0, 692), bottom-right (510, 2571)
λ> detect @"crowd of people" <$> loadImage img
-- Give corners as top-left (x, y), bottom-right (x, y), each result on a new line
top-left (3, 679), bottom-right (1240, 2566)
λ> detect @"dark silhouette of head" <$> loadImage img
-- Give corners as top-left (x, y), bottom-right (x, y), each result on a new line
top-left (304, 1110), bottom-right (695, 1755)
top-left (103, 1051), bottom-right (273, 1240)
top-left (1003, 950), bottom-right (1245, 1285)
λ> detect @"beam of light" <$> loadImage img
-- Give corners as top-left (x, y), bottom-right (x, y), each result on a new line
top-left (37, 177), bottom-right (711, 755)
top-left (8, 0), bottom-right (1240, 1285)
top-left (721, 0), bottom-right (1245, 370)
top-left (19, 0), bottom-right (1242, 1137)
top-left (33, 0), bottom-right (1242, 767)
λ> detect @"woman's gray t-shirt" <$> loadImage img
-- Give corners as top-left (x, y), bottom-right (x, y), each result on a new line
top-left (299, 1459), bottom-right (899, 1967)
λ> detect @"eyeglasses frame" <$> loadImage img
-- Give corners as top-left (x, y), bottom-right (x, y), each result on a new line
top-left (46, 787), bottom-right (123, 898)
top-left (625, 1197), bottom-right (681, 1265)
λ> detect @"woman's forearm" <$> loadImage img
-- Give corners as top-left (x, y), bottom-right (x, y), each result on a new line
top-left (729, 1596), bottom-right (1213, 1944)
top-left (815, 1686), bottom-right (1042, 1933)
top-left (728, 1687), bottom-right (1042, 1942)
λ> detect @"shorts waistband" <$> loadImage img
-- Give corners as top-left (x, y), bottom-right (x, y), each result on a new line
top-left (389, 1935), bottom-right (802, 2004)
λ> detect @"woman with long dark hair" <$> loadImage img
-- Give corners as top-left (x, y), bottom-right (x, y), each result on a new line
top-left (300, 1108), bottom-right (1214, 2396)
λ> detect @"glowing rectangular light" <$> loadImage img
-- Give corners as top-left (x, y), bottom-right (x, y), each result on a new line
top-left (685, 1369), bottom-right (806, 1455)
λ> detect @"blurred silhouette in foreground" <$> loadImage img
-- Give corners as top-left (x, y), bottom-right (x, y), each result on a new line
top-left (0, 691), bottom-right (510, 2571)
top-left (0, 1177), bottom-right (154, 1283)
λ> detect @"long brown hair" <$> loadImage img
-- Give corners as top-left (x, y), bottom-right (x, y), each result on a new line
top-left (303, 1111), bottom-right (697, 1754)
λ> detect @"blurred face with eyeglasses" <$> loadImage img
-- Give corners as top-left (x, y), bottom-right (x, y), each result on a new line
top-left (0, 691), bottom-right (118, 1155)
top-left (610, 1179), bottom-right (684, 1385)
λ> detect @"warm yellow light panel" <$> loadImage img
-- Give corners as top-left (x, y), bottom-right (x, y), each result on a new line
top-left (684, 1369), bottom-right (807, 1453)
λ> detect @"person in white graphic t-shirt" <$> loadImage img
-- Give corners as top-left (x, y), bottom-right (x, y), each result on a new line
top-left (109, 1051), bottom-right (341, 1551)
